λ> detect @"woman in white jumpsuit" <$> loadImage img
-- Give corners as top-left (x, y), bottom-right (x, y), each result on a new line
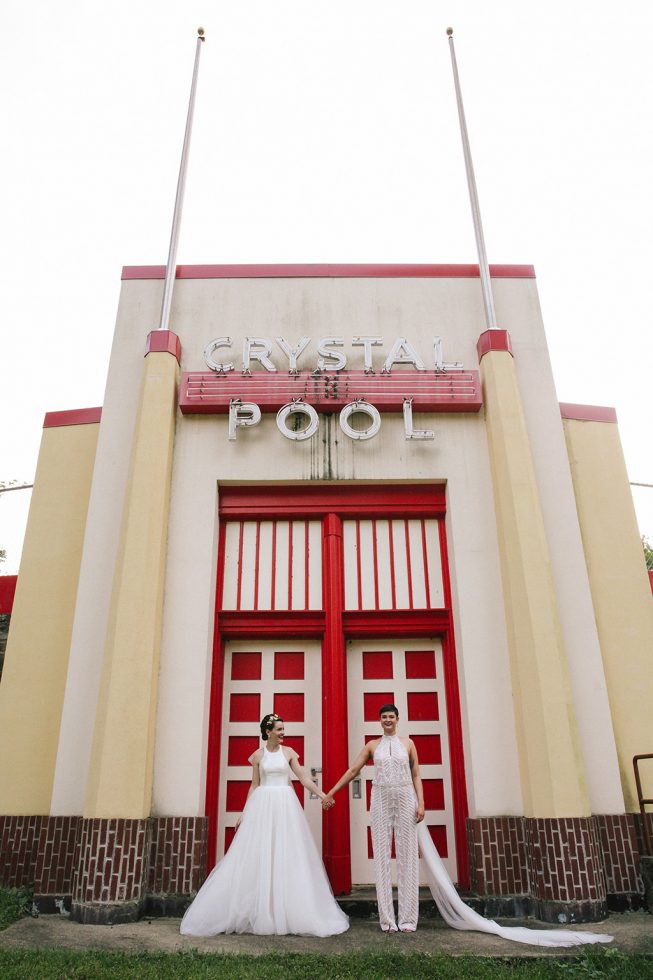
top-left (325, 704), bottom-right (613, 947)
top-left (326, 703), bottom-right (424, 932)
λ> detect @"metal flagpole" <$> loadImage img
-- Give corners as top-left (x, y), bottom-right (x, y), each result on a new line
top-left (446, 28), bottom-right (498, 331)
top-left (158, 27), bottom-right (206, 332)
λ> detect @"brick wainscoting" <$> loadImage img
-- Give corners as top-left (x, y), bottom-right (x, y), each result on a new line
top-left (70, 818), bottom-right (150, 923)
top-left (0, 815), bottom-right (43, 890)
top-left (34, 816), bottom-right (82, 912)
top-left (146, 817), bottom-right (208, 916)
top-left (0, 814), bottom-right (208, 924)
top-left (467, 814), bottom-right (646, 922)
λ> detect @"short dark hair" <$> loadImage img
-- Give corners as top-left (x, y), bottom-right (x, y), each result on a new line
top-left (379, 703), bottom-right (399, 717)
top-left (260, 713), bottom-right (283, 741)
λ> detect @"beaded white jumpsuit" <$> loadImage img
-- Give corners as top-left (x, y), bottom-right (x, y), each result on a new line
top-left (370, 734), bottom-right (613, 946)
top-left (370, 734), bottom-right (419, 932)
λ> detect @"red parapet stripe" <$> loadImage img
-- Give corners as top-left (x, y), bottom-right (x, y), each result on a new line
top-left (0, 575), bottom-right (17, 614)
top-left (179, 369), bottom-right (483, 415)
top-left (122, 263), bottom-right (536, 281)
top-left (43, 408), bottom-right (102, 428)
top-left (559, 403), bottom-right (618, 423)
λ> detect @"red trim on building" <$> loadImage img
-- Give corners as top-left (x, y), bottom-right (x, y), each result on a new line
top-left (253, 522), bottom-right (261, 611)
top-left (559, 403), bottom-right (618, 424)
top-left (342, 609), bottom-right (451, 636)
top-left (123, 263), bottom-right (536, 281)
top-left (476, 330), bottom-right (513, 361)
top-left (43, 408), bottom-right (102, 428)
top-left (0, 576), bottom-right (17, 614)
top-left (405, 519), bottom-right (414, 610)
top-left (204, 522), bottom-right (228, 871)
top-left (218, 610), bottom-right (326, 638)
top-left (322, 514), bottom-right (352, 893)
top-left (235, 521), bottom-right (244, 611)
top-left (145, 330), bottom-right (182, 363)
top-left (648, 569), bottom-right (653, 595)
top-left (218, 484), bottom-right (447, 519)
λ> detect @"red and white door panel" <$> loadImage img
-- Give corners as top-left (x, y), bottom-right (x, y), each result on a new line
top-left (347, 638), bottom-right (457, 885)
top-left (217, 640), bottom-right (322, 858)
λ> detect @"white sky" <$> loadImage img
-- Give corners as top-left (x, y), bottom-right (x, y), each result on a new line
top-left (1, 0), bottom-right (652, 573)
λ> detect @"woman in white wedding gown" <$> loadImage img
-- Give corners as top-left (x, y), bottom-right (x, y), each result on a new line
top-left (324, 704), bottom-right (613, 948)
top-left (180, 713), bottom-right (349, 937)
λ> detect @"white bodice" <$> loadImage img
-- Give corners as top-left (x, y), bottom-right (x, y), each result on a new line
top-left (372, 735), bottom-right (413, 787)
top-left (259, 746), bottom-right (291, 787)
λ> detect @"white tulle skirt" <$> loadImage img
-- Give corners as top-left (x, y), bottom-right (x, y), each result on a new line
top-left (180, 785), bottom-right (349, 937)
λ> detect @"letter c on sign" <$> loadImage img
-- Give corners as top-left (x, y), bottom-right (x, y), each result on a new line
top-left (339, 402), bottom-right (381, 441)
top-left (204, 337), bottom-right (234, 373)
top-left (276, 402), bottom-right (319, 441)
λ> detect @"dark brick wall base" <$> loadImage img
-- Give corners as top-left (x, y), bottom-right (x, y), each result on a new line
top-left (1, 810), bottom-right (646, 924)
top-left (0, 814), bottom-right (208, 924)
top-left (467, 813), bottom-right (646, 923)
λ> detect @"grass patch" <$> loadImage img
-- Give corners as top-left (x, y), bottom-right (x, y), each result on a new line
top-left (0, 888), bottom-right (31, 931)
top-left (0, 949), bottom-right (651, 980)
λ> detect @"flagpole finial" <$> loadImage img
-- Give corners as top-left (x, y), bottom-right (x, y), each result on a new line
top-left (197, 27), bottom-right (205, 40)
top-left (446, 27), bottom-right (453, 36)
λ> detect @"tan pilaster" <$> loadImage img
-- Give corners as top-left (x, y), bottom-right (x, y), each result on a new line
top-left (84, 333), bottom-right (180, 819)
top-left (0, 412), bottom-right (100, 813)
top-left (478, 332), bottom-right (589, 818)
top-left (562, 406), bottom-right (653, 810)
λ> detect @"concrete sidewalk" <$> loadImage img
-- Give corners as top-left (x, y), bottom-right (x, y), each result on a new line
top-left (0, 913), bottom-right (651, 959)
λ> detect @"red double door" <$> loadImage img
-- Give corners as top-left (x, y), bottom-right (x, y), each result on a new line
top-left (205, 485), bottom-right (469, 891)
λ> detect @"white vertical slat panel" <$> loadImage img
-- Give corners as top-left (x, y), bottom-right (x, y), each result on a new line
top-left (274, 521), bottom-right (290, 610)
top-left (291, 520), bottom-right (305, 610)
top-left (408, 519), bottom-right (427, 609)
top-left (257, 521), bottom-right (274, 610)
top-left (359, 520), bottom-right (376, 610)
top-left (342, 520), bottom-right (359, 610)
top-left (391, 520), bottom-right (410, 609)
top-left (308, 520), bottom-right (322, 609)
top-left (221, 522), bottom-right (241, 609)
top-left (424, 519), bottom-right (444, 608)
top-left (239, 522), bottom-right (257, 609)
top-left (375, 520), bottom-right (393, 609)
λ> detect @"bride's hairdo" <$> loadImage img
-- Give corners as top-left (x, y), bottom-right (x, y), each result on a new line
top-left (260, 713), bottom-right (283, 741)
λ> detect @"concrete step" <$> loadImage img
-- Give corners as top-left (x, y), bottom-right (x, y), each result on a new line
top-left (335, 886), bottom-right (484, 919)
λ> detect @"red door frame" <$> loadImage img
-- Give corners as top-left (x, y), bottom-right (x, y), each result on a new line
top-left (204, 484), bottom-right (470, 888)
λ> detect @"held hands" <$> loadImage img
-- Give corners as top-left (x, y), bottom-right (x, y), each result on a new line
top-left (321, 793), bottom-right (335, 811)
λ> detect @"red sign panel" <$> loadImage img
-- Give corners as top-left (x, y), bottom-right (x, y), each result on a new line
top-left (179, 369), bottom-right (482, 414)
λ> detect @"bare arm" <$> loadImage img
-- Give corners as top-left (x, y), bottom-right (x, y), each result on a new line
top-left (407, 739), bottom-right (425, 823)
top-left (323, 741), bottom-right (377, 801)
top-left (236, 753), bottom-right (261, 829)
top-left (288, 754), bottom-right (327, 801)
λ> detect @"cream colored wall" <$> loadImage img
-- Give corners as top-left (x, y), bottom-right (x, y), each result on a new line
top-left (0, 421), bottom-right (98, 814)
top-left (489, 281), bottom-right (623, 815)
top-left (481, 350), bottom-right (589, 817)
top-left (84, 350), bottom-right (178, 819)
top-left (563, 416), bottom-right (653, 810)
